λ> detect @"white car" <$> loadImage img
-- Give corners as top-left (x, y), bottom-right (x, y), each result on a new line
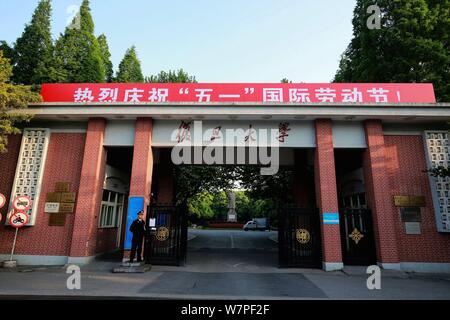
top-left (243, 220), bottom-right (269, 231)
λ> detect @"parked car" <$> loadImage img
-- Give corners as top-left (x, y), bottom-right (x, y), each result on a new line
top-left (243, 218), bottom-right (269, 231)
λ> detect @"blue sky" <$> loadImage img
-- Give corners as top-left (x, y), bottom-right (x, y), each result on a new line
top-left (0, 0), bottom-right (356, 82)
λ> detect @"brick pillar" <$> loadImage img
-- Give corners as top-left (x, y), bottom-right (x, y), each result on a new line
top-left (314, 119), bottom-right (343, 271)
top-left (363, 120), bottom-right (400, 269)
top-left (123, 118), bottom-right (154, 260)
top-left (69, 118), bottom-right (106, 264)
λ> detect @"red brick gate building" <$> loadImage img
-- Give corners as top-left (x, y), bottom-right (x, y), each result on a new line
top-left (0, 83), bottom-right (449, 272)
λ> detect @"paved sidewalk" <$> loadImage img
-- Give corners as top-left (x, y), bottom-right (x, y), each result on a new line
top-left (1, 259), bottom-right (450, 299)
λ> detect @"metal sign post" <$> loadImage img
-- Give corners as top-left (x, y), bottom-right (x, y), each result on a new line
top-left (3, 197), bottom-right (31, 268)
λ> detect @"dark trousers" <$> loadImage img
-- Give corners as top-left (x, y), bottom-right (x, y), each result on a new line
top-left (130, 236), bottom-right (144, 262)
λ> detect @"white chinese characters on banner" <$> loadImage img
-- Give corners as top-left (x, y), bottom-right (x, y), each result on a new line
top-left (71, 86), bottom-right (403, 103)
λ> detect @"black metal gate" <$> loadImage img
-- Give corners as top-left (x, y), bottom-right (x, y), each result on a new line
top-left (339, 208), bottom-right (377, 265)
top-left (278, 207), bottom-right (322, 268)
top-left (145, 204), bottom-right (187, 266)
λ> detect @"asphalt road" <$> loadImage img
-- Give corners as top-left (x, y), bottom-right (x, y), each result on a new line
top-left (1, 229), bottom-right (450, 299)
top-left (188, 228), bottom-right (278, 252)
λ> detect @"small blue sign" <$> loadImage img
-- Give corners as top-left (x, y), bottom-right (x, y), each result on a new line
top-left (323, 212), bottom-right (340, 225)
top-left (124, 196), bottom-right (145, 250)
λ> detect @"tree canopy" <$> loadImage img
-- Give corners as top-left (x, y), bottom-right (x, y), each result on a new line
top-left (0, 51), bottom-right (41, 153)
top-left (97, 34), bottom-right (114, 83)
top-left (146, 69), bottom-right (197, 83)
top-left (54, 0), bottom-right (105, 82)
top-left (12, 0), bottom-right (62, 84)
top-left (334, 0), bottom-right (450, 102)
top-left (115, 46), bottom-right (144, 83)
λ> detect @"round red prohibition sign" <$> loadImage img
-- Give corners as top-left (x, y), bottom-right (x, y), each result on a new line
top-left (9, 211), bottom-right (29, 228)
top-left (0, 193), bottom-right (6, 209)
top-left (12, 195), bottom-right (32, 212)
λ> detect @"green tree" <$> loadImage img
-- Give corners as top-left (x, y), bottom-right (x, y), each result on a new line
top-left (0, 41), bottom-right (15, 63)
top-left (97, 34), bottom-right (113, 82)
top-left (188, 191), bottom-right (215, 220)
top-left (280, 78), bottom-right (292, 83)
top-left (0, 51), bottom-right (41, 153)
top-left (334, 0), bottom-right (450, 102)
top-left (54, 0), bottom-right (105, 82)
top-left (115, 46), bottom-right (144, 83)
top-left (146, 69), bottom-right (197, 83)
top-left (12, 0), bottom-right (62, 84)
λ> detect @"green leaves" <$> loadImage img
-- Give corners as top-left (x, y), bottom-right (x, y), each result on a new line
top-left (0, 51), bottom-right (40, 153)
top-left (12, 0), bottom-right (57, 85)
top-left (146, 69), bottom-right (197, 83)
top-left (115, 46), bottom-right (144, 83)
top-left (334, 0), bottom-right (450, 102)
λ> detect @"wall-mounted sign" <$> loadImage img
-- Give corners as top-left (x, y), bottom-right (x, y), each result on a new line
top-left (44, 202), bottom-right (60, 213)
top-left (59, 203), bottom-right (75, 213)
top-left (323, 212), bottom-right (340, 225)
top-left (394, 195), bottom-right (426, 207)
top-left (46, 192), bottom-right (61, 203)
top-left (40, 83), bottom-right (436, 104)
top-left (405, 222), bottom-right (422, 235)
top-left (55, 182), bottom-right (70, 193)
top-left (12, 195), bottom-right (32, 212)
top-left (60, 192), bottom-right (76, 203)
top-left (49, 212), bottom-right (66, 226)
top-left (400, 207), bottom-right (422, 222)
top-left (9, 211), bottom-right (29, 228)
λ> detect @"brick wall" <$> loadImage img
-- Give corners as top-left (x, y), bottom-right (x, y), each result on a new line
top-left (96, 228), bottom-right (118, 254)
top-left (363, 120), bottom-right (400, 264)
top-left (314, 119), bottom-right (342, 264)
top-left (0, 133), bottom-right (85, 256)
top-left (69, 119), bottom-right (107, 258)
top-left (0, 134), bottom-right (21, 224)
top-left (385, 135), bottom-right (450, 263)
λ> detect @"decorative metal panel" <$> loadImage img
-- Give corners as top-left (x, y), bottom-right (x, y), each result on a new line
top-left (9, 129), bottom-right (50, 226)
top-left (424, 131), bottom-right (450, 232)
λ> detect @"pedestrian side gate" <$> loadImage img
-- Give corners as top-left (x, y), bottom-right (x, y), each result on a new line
top-left (278, 206), bottom-right (322, 268)
top-left (145, 204), bottom-right (188, 266)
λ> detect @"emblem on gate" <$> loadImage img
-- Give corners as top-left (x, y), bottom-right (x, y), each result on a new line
top-left (296, 229), bottom-right (310, 244)
top-left (156, 226), bottom-right (169, 241)
top-left (349, 228), bottom-right (364, 244)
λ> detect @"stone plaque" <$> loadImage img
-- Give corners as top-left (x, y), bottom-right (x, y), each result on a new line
top-left (405, 222), bottom-right (421, 235)
top-left (60, 192), bottom-right (76, 203)
top-left (46, 192), bottom-right (61, 203)
top-left (394, 195), bottom-right (426, 207)
top-left (44, 202), bottom-right (60, 213)
top-left (409, 196), bottom-right (426, 207)
top-left (55, 182), bottom-right (70, 192)
top-left (49, 212), bottom-right (66, 226)
top-left (394, 196), bottom-right (410, 207)
top-left (400, 207), bottom-right (422, 222)
top-left (59, 203), bottom-right (75, 213)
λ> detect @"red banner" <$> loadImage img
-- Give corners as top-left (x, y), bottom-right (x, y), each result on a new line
top-left (40, 83), bottom-right (436, 104)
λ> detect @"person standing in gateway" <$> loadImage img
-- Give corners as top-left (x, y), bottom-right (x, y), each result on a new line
top-left (129, 210), bottom-right (146, 263)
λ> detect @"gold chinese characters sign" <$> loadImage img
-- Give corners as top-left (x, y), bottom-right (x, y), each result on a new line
top-left (296, 229), bottom-right (310, 244)
top-left (156, 227), bottom-right (170, 241)
top-left (394, 195), bottom-right (425, 207)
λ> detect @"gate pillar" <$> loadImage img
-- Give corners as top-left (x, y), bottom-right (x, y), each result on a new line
top-left (314, 119), bottom-right (344, 271)
top-left (363, 120), bottom-right (400, 269)
top-left (123, 118), bottom-right (154, 260)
